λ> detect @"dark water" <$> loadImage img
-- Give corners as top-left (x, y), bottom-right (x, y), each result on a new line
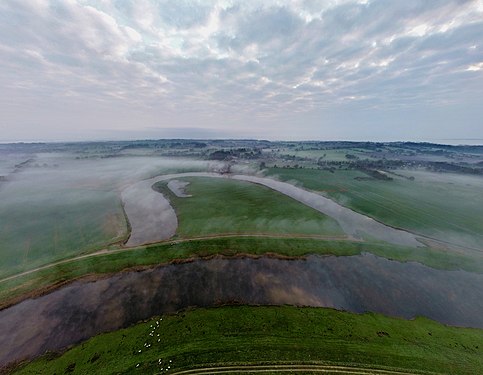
top-left (1, 253), bottom-right (483, 366)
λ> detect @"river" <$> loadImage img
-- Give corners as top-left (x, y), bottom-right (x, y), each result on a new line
top-left (1, 253), bottom-right (482, 366)
top-left (122, 173), bottom-right (421, 247)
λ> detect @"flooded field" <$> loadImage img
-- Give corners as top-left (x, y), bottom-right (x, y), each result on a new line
top-left (1, 253), bottom-right (482, 366)
top-left (122, 173), bottom-right (421, 247)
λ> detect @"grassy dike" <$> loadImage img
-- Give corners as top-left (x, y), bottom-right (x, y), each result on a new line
top-left (10, 305), bottom-right (483, 374)
top-left (1, 236), bottom-right (482, 310)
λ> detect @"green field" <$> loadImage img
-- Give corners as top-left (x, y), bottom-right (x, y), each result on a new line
top-left (4, 170), bottom-right (483, 311)
top-left (2, 146), bottom-right (483, 374)
top-left (2, 168), bottom-right (482, 312)
top-left (154, 177), bottom-right (344, 237)
top-left (12, 306), bottom-right (483, 375)
top-left (0, 157), bottom-right (222, 279)
top-left (2, 236), bottom-right (481, 310)
top-left (0, 187), bottom-right (127, 279)
top-left (266, 167), bottom-right (483, 250)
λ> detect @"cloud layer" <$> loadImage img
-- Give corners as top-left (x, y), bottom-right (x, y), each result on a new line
top-left (1, 0), bottom-right (482, 141)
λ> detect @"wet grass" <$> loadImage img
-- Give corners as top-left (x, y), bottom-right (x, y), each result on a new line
top-left (266, 167), bottom-right (483, 250)
top-left (1, 236), bottom-right (481, 310)
top-left (154, 177), bottom-right (344, 237)
top-left (11, 305), bottom-right (483, 375)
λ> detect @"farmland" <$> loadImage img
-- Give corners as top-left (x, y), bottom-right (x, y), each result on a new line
top-left (0, 171), bottom-right (127, 279)
top-left (3, 0), bottom-right (483, 372)
top-left (0, 153), bottom-right (223, 278)
top-left (0, 140), bottom-right (482, 374)
top-left (266, 167), bottom-right (483, 250)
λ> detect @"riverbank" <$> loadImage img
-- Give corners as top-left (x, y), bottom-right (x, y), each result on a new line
top-left (8, 305), bottom-right (483, 375)
top-left (1, 235), bottom-right (480, 312)
top-left (2, 253), bottom-right (483, 367)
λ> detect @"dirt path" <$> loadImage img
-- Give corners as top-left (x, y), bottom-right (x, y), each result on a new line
top-left (171, 363), bottom-right (437, 375)
top-left (0, 234), bottom-right (356, 284)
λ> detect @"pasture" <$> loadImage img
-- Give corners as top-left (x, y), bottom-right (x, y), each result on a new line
top-left (0, 183), bottom-right (127, 279)
top-left (266, 167), bottom-right (483, 250)
top-left (154, 177), bottom-right (344, 238)
top-left (12, 305), bottom-right (483, 375)
top-left (0, 155), bottom-right (222, 278)
top-left (2, 142), bottom-right (482, 374)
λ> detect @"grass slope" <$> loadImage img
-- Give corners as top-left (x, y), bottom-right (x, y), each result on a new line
top-left (12, 306), bottom-right (483, 375)
top-left (154, 177), bottom-right (344, 237)
top-left (266, 167), bottom-right (483, 250)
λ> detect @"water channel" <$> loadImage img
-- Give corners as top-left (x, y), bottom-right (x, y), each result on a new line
top-left (1, 253), bottom-right (482, 366)
top-left (122, 173), bottom-right (421, 247)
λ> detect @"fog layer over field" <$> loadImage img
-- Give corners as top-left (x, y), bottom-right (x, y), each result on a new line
top-left (122, 178), bottom-right (178, 247)
top-left (0, 153), bottom-right (225, 277)
top-left (268, 167), bottom-right (483, 250)
top-left (1, 253), bottom-right (483, 366)
top-left (234, 175), bottom-right (421, 247)
top-left (123, 173), bottom-right (421, 247)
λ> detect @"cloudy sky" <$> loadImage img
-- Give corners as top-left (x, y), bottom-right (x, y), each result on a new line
top-left (1, 0), bottom-right (482, 142)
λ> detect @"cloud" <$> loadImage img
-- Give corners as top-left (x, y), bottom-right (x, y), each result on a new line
top-left (0, 0), bottom-right (482, 141)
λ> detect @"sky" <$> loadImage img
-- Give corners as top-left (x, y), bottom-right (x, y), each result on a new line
top-left (1, 0), bottom-right (482, 143)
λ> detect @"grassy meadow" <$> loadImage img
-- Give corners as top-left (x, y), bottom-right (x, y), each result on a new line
top-left (0, 155), bottom-right (224, 279)
top-left (12, 305), bottom-right (483, 375)
top-left (266, 167), bottom-right (483, 250)
top-left (154, 177), bottom-right (344, 238)
top-left (0, 185), bottom-right (127, 279)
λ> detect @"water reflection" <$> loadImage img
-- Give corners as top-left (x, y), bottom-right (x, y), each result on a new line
top-left (1, 253), bottom-right (482, 366)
